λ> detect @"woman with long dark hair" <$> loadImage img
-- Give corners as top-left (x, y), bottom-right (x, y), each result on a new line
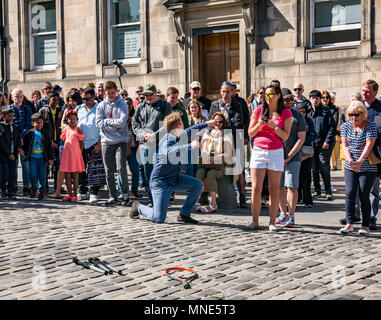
top-left (247, 85), bottom-right (292, 231)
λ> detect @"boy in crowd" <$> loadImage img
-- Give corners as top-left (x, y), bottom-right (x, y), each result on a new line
top-left (0, 107), bottom-right (23, 199)
top-left (22, 114), bottom-right (54, 200)
top-left (129, 112), bottom-right (217, 224)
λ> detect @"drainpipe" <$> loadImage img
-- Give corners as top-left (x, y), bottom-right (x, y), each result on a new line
top-left (0, 0), bottom-right (6, 93)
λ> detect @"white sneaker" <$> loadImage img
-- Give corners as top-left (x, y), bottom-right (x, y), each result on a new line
top-left (89, 194), bottom-right (98, 203)
top-left (77, 193), bottom-right (89, 201)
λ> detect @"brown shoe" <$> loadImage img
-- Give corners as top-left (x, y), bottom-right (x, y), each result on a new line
top-left (199, 192), bottom-right (209, 206)
top-left (129, 201), bottom-right (140, 219)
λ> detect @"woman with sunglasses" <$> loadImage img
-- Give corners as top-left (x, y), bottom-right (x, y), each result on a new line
top-left (247, 85), bottom-right (292, 231)
top-left (340, 101), bottom-right (378, 236)
top-left (195, 112), bottom-right (234, 213)
top-left (321, 91), bottom-right (340, 173)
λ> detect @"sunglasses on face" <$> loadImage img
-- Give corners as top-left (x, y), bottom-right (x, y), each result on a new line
top-left (265, 93), bottom-right (276, 99)
top-left (294, 88), bottom-right (302, 91)
top-left (284, 97), bottom-right (294, 102)
top-left (82, 97), bottom-right (92, 101)
top-left (348, 113), bottom-right (360, 117)
top-left (143, 93), bottom-right (154, 97)
top-left (136, 91), bottom-right (143, 94)
top-left (192, 87), bottom-right (201, 91)
top-left (322, 96), bottom-right (329, 99)
top-left (44, 87), bottom-right (52, 90)
top-left (259, 92), bottom-right (265, 95)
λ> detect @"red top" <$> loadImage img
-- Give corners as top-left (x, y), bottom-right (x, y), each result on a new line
top-left (252, 107), bottom-right (292, 150)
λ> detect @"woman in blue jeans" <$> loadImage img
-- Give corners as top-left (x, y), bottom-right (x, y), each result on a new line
top-left (340, 101), bottom-right (378, 236)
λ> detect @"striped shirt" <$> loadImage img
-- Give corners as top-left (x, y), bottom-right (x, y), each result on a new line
top-left (341, 120), bottom-right (378, 172)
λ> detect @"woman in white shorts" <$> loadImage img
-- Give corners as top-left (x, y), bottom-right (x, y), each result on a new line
top-left (248, 84), bottom-right (292, 231)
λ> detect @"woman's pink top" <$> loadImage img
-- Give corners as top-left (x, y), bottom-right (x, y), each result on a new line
top-left (252, 107), bottom-right (292, 150)
top-left (59, 126), bottom-right (85, 173)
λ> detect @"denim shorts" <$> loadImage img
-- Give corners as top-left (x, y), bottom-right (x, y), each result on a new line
top-left (280, 160), bottom-right (301, 188)
top-left (249, 146), bottom-right (284, 172)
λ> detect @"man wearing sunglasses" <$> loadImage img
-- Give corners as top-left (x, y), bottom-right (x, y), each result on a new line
top-left (77, 88), bottom-right (101, 203)
top-left (307, 90), bottom-right (336, 201)
top-left (293, 82), bottom-right (311, 111)
top-left (182, 81), bottom-right (211, 119)
top-left (37, 82), bottom-right (64, 111)
top-left (132, 83), bottom-right (172, 206)
top-left (133, 86), bottom-right (144, 109)
top-left (277, 88), bottom-right (306, 227)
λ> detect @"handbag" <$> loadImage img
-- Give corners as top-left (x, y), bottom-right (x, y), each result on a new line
top-left (301, 145), bottom-right (314, 157)
top-left (368, 149), bottom-right (381, 165)
top-left (87, 151), bottom-right (106, 186)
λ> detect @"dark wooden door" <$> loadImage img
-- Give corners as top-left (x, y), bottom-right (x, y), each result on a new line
top-left (199, 31), bottom-right (240, 101)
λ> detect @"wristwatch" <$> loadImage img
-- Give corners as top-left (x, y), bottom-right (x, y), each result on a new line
top-left (274, 125), bottom-right (279, 130)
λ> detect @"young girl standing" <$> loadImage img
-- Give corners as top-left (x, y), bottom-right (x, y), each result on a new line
top-left (60, 110), bottom-right (85, 202)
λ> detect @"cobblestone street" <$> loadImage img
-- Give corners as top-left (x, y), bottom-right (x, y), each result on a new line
top-left (1, 170), bottom-right (381, 300)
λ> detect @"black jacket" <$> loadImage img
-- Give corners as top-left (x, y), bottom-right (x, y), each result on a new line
top-left (209, 98), bottom-right (244, 130)
top-left (22, 128), bottom-right (54, 161)
top-left (233, 95), bottom-right (250, 140)
top-left (0, 122), bottom-right (21, 162)
top-left (38, 105), bottom-right (63, 145)
top-left (307, 104), bottom-right (336, 147)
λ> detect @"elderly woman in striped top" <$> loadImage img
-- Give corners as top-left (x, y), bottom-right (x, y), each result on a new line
top-left (340, 101), bottom-right (378, 236)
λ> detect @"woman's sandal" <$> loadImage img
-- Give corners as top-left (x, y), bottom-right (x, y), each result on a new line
top-left (62, 196), bottom-right (71, 202)
top-left (194, 203), bottom-right (203, 212)
top-left (200, 204), bottom-right (217, 213)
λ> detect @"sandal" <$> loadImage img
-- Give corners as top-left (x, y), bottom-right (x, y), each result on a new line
top-left (194, 203), bottom-right (203, 212)
top-left (49, 193), bottom-right (62, 199)
top-left (200, 204), bottom-right (217, 213)
top-left (62, 196), bottom-right (71, 202)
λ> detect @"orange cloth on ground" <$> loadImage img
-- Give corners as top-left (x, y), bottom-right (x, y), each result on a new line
top-left (59, 126), bottom-right (85, 172)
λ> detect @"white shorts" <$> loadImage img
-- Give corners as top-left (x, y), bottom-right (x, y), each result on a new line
top-left (249, 146), bottom-right (284, 172)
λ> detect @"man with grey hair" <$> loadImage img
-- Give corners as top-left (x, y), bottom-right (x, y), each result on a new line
top-left (96, 80), bottom-right (105, 103)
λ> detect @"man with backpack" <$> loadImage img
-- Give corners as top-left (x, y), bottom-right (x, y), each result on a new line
top-left (132, 83), bottom-right (172, 206)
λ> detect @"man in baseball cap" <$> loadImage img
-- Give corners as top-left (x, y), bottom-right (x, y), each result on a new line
top-left (142, 83), bottom-right (157, 95)
top-left (182, 81), bottom-right (211, 119)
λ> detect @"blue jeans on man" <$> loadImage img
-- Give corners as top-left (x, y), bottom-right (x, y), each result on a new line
top-left (137, 174), bottom-right (203, 223)
top-left (117, 147), bottom-right (140, 195)
top-left (139, 148), bottom-right (156, 203)
top-left (29, 157), bottom-right (47, 193)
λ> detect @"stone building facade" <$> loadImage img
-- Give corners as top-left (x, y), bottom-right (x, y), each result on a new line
top-left (1, 0), bottom-right (381, 107)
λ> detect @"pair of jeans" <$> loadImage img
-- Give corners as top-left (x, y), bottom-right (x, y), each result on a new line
top-left (354, 175), bottom-right (379, 221)
top-left (78, 144), bottom-right (100, 196)
top-left (139, 148), bottom-right (156, 202)
top-left (137, 174), bottom-right (204, 223)
top-left (102, 142), bottom-right (129, 199)
top-left (117, 147), bottom-right (140, 195)
top-left (0, 159), bottom-right (17, 194)
top-left (344, 168), bottom-right (377, 227)
top-left (15, 154), bottom-right (30, 190)
top-left (312, 146), bottom-right (332, 194)
top-left (29, 157), bottom-right (47, 193)
top-left (298, 157), bottom-right (313, 205)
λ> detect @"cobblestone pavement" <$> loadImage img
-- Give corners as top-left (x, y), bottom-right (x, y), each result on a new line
top-left (1, 170), bottom-right (381, 300)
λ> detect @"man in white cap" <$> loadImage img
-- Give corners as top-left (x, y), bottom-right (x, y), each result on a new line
top-left (182, 81), bottom-right (211, 119)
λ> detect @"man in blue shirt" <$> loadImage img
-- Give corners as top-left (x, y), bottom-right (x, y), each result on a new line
top-left (77, 88), bottom-right (101, 203)
top-left (129, 112), bottom-right (217, 224)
